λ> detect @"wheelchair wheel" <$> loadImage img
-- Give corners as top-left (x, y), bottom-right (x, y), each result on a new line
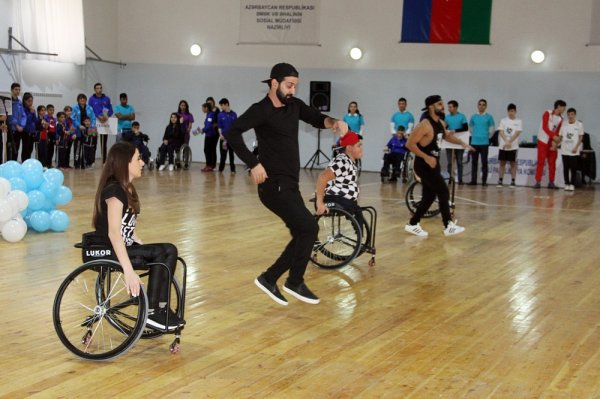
top-left (311, 207), bottom-right (362, 269)
top-left (181, 145), bottom-right (192, 169)
top-left (53, 260), bottom-right (148, 360)
top-left (405, 180), bottom-right (441, 218)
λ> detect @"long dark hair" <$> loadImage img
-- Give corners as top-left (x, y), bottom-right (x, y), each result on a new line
top-left (178, 100), bottom-right (190, 114)
top-left (347, 101), bottom-right (361, 115)
top-left (93, 142), bottom-right (140, 228)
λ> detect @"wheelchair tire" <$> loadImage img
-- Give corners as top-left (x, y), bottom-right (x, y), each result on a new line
top-left (181, 145), bottom-right (192, 170)
top-left (311, 207), bottom-right (362, 269)
top-left (405, 180), bottom-right (441, 218)
top-left (53, 260), bottom-right (148, 360)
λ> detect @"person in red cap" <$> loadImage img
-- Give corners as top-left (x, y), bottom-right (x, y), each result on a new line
top-left (405, 95), bottom-right (474, 237)
top-left (315, 131), bottom-right (365, 228)
top-left (226, 62), bottom-right (349, 306)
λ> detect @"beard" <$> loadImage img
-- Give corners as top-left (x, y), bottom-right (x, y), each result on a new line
top-left (276, 87), bottom-right (293, 104)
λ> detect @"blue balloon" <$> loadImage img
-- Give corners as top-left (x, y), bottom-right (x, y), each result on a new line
top-left (22, 158), bottom-right (44, 175)
top-left (41, 196), bottom-right (55, 212)
top-left (0, 161), bottom-right (22, 180)
top-left (30, 210), bottom-right (51, 232)
top-left (54, 185), bottom-right (73, 206)
top-left (27, 190), bottom-right (46, 211)
top-left (44, 168), bottom-right (64, 186)
top-left (22, 168), bottom-right (44, 191)
top-left (9, 177), bottom-right (27, 192)
top-left (50, 210), bottom-right (70, 232)
top-left (40, 180), bottom-right (58, 198)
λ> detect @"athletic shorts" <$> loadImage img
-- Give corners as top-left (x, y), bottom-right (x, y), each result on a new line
top-left (498, 149), bottom-right (517, 162)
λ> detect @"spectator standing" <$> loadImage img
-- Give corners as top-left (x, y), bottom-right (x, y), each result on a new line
top-left (444, 100), bottom-right (469, 184)
top-left (114, 93), bottom-right (136, 142)
top-left (559, 108), bottom-right (584, 191)
top-left (534, 100), bottom-right (566, 189)
top-left (390, 97), bottom-right (414, 134)
top-left (217, 98), bottom-right (238, 173)
top-left (468, 99), bottom-right (495, 186)
top-left (88, 82), bottom-right (113, 164)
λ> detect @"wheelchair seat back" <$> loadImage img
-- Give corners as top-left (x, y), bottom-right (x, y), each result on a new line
top-left (79, 232), bottom-right (118, 263)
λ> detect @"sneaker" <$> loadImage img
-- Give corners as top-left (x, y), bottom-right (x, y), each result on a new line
top-left (548, 182), bottom-right (558, 189)
top-left (533, 182), bottom-right (541, 189)
top-left (254, 274), bottom-right (288, 306)
top-left (482, 182), bottom-right (488, 187)
top-left (467, 181), bottom-right (477, 186)
top-left (570, 184), bottom-right (575, 191)
top-left (443, 221), bottom-right (466, 236)
top-left (496, 181), bottom-right (503, 187)
top-left (168, 164), bottom-right (174, 171)
top-left (283, 281), bottom-right (320, 304)
top-left (146, 308), bottom-right (181, 331)
top-left (564, 184), bottom-right (570, 191)
top-left (510, 182), bottom-right (516, 188)
top-left (159, 164), bottom-right (166, 171)
top-left (405, 223), bottom-right (428, 237)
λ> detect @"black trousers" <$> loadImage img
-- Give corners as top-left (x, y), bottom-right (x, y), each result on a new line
top-left (159, 141), bottom-right (180, 165)
top-left (204, 135), bottom-right (219, 168)
top-left (323, 194), bottom-right (368, 241)
top-left (8, 129), bottom-right (34, 161)
top-left (562, 155), bottom-right (578, 185)
top-left (126, 243), bottom-right (178, 307)
top-left (409, 158), bottom-right (451, 227)
top-left (258, 178), bottom-right (318, 286)
top-left (219, 139), bottom-right (236, 172)
top-left (446, 149), bottom-right (464, 182)
top-left (470, 145), bottom-right (489, 184)
top-left (381, 152), bottom-right (404, 177)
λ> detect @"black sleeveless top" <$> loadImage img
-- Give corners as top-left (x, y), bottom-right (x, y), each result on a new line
top-left (417, 115), bottom-right (444, 158)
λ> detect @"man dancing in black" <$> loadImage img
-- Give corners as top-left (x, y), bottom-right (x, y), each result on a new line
top-left (405, 95), bottom-right (474, 238)
top-left (226, 63), bottom-right (348, 305)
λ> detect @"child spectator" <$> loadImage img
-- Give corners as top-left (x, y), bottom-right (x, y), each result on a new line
top-left (20, 92), bottom-right (37, 161)
top-left (56, 111), bottom-right (71, 169)
top-left (200, 102), bottom-right (219, 172)
top-left (315, 131), bottom-right (366, 230)
top-left (123, 121), bottom-right (151, 165)
top-left (559, 108), bottom-right (584, 191)
top-left (158, 113), bottom-right (184, 171)
top-left (78, 116), bottom-right (96, 169)
top-left (381, 126), bottom-right (407, 183)
top-left (217, 98), bottom-right (237, 173)
top-left (64, 106), bottom-right (76, 168)
top-left (72, 93), bottom-right (97, 168)
top-left (35, 105), bottom-right (47, 162)
top-left (43, 104), bottom-right (57, 168)
top-left (496, 103), bottom-right (522, 187)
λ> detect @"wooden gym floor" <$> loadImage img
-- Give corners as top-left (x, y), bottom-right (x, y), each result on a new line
top-left (1, 163), bottom-right (599, 398)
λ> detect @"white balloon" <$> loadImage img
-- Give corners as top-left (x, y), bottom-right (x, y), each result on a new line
top-left (0, 177), bottom-right (10, 199)
top-left (0, 199), bottom-right (13, 223)
top-left (1, 217), bottom-right (27, 242)
top-left (7, 190), bottom-right (29, 213)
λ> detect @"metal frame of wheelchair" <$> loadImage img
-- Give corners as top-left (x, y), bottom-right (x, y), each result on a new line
top-left (152, 143), bottom-right (192, 171)
top-left (311, 202), bottom-right (377, 269)
top-left (52, 243), bottom-right (187, 360)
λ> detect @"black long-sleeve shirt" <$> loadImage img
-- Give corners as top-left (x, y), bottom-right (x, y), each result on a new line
top-left (226, 96), bottom-right (327, 182)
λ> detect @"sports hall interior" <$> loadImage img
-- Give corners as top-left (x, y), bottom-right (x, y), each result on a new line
top-left (1, 1), bottom-right (600, 397)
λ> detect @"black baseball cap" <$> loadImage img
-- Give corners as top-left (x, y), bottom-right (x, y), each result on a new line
top-left (261, 62), bottom-right (299, 83)
top-left (421, 95), bottom-right (443, 111)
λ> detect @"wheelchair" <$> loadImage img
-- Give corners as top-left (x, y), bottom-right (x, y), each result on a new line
top-left (155, 143), bottom-right (192, 170)
top-left (310, 199), bottom-right (377, 269)
top-left (52, 236), bottom-right (187, 360)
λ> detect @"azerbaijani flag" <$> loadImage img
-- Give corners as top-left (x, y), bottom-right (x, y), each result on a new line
top-left (401, 0), bottom-right (492, 44)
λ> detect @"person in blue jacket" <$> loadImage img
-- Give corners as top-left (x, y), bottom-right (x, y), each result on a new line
top-left (8, 83), bottom-right (26, 161)
top-left (381, 126), bottom-right (407, 182)
top-left (217, 98), bottom-right (238, 173)
top-left (200, 102), bottom-right (219, 172)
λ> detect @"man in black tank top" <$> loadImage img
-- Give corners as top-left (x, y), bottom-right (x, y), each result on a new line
top-left (405, 95), bottom-right (474, 237)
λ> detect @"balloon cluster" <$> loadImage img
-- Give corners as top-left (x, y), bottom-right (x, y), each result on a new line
top-left (0, 159), bottom-right (72, 242)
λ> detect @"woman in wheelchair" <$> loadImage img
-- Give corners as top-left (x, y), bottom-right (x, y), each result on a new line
top-left (158, 113), bottom-right (184, 171)
top-left (315, 131), bottom-right (365, 228)
top-left (92, 141), bottom-right (182, 330)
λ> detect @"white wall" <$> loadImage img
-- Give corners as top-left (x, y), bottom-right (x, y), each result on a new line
top-left (1, 0), bottom-right (599, 175)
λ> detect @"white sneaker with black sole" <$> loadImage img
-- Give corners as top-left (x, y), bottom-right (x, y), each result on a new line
top-left (405, 223), bottom-right (428, 237)
top-left (443, 221), bottom-right (465, 236)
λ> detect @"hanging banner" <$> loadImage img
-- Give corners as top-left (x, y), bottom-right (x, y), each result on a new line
top-left (239, 0), bottom-right (320, 45)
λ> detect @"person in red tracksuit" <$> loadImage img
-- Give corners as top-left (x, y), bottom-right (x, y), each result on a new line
top-left (534, 100), bottom-right (566, 189)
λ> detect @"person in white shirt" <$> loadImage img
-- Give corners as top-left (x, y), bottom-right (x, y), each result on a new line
top-left (496, 103), bottom-right (522, 187)
top-left (559, 108), bottom-right (584, 191)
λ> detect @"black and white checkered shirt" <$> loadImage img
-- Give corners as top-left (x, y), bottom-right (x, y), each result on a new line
top-left (324, 153), bottom-right (359, 201)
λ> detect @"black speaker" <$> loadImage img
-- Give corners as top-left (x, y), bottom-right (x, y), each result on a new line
top-left (309, 81), bottom-right (331, 112)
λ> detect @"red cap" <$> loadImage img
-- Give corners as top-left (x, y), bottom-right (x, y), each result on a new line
top-left (340, 131), bottom-right (361, 147)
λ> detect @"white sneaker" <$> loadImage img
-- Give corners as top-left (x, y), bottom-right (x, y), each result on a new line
top-left (158, 164), bottom-right (166, 171)
top-left (168, 164), bottom-right (174, 171)
top-left (570, 185), bottom-right (575, 191)
top-left (405, 223), bottom-right (428, 237)
top-left (444, 221), bottom-right (465, 236)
